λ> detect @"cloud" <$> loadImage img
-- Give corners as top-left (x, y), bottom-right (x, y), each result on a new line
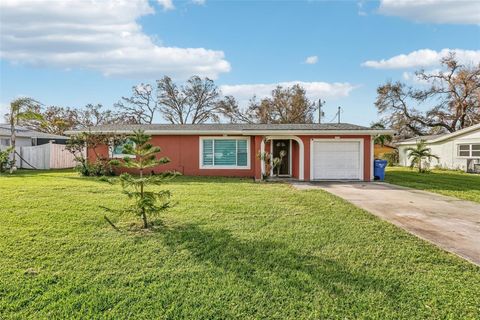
top-left (192, 0), bottom-right (206, 4)
top-left (157, 0), bottom-right (175, 11)
top-left (362, 49), bottom-right (480, 69)
top-left (304, 56), bottom-right (318, 64)
top-left (0, 103), bottom-right (9, 119)
top-left (0, 0), bottom-right (230, 79)
top-left (378, 0), bottom-right (480, 25)
top-left (220, 81), bottom-right (356, 105)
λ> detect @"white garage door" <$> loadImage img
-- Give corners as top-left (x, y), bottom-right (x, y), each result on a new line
top-left (312, 140), bottom-right (362, 180)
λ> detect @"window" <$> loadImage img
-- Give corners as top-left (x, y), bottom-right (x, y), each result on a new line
top-left (110, 139), bottom-right (135, 158)
top-left (201, 138), bottom-right (249, 168)
top-left (0, 138), bottom-right (10, 146)
top-left (458, 144), bottom-right (480, 157)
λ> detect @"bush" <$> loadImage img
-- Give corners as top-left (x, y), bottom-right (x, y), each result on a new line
top-left (380, 150), bottom-right (399, 166)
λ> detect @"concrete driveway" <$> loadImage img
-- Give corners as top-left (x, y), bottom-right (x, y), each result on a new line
top-left (293, 182), bottom-right (480, 265)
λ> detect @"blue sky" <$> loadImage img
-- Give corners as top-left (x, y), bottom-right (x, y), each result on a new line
top-left (0, 0), bottom-right (479, 125)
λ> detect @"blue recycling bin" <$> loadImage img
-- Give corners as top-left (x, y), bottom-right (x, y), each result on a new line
top-left (374, 159), bottom-right (388, 181)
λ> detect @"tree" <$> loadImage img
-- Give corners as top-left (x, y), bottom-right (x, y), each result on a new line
top-left (219, 84), bottom-right (316, 124)
top-left (371, 122), bottom-right (393, 146)
top-left (406, 140), bottom-right (439, 173)
top-left (109, 130), bottom-right (178, 228)
top-left (6, 98), bottom-right (43, 172)
top-left (375, 53), bottom-right (480, 139)
top-left (29, 106), bottom-right (77, 135)
top-left (75, 104), bottom-right (124, 129)
top-left (66, 132), bottom-right (124, 176)
top-left (115, 83), bottom-right (159, 124)
top-left (157, 75), bottom-right (222, 124)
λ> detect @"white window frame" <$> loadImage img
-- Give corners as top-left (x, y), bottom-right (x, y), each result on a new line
top-left (309, 138), bottom-right (364, 181)
top-left (456, 143), bottom-right (480, 158)
top-left (109, 139), bottom-right (136, 159)
top-left (199, 136), bottom-right (251, 170)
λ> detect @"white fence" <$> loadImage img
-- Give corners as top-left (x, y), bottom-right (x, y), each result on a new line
top-left (1, 142), bottom-right (78, 170)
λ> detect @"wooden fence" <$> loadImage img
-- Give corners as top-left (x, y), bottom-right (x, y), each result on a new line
top-left (1, 142), bottom-right (78, 170)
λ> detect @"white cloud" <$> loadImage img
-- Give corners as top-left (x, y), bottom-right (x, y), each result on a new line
top-left (220, 81), bottom-right (356, 105)
top-left (157, 0), bottom-right (175, 11)
top-left (304, 56), bottom-right (318, 64)
top-left (0, 103), bottom-right (9, 119)
top-left (378, 0), bottom-right (480, 25)
top-left (0, 0), bottom-right (230, 79)
top-left (362, 49), bottom-right (480, 69)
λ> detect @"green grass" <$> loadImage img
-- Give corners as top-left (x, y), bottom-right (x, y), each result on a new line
top-left (385, 167), bottom-right (480, 203)
top-left (1, 170), bottom-right (479, 319)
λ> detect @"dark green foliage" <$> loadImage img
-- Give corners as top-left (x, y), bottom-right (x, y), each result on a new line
top-left (0, 147), bottom-right (14, 173)
top-left (381, 150), bottom-right (399, 166)
top-left (110, 130), bottom-right (178, 228)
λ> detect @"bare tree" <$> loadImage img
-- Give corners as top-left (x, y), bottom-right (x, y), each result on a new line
top-left (375, 52), bottom-right (480, 138)
top-left (157, 76), bottom-right (222, 124)
top-left (75, 104), bottom-right (123, 129)
top-left (115, 83), bottom-right (159, 124)
top-left (219, 84), bottom-right (316, 124)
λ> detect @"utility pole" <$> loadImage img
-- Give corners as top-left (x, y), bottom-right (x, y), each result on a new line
top-left (318, 99), bottom-right (325, 124)
top-left (337, 106), bottom-right (341, 124)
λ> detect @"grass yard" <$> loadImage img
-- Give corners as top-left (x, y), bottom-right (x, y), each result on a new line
top-left (385, 167), bottom-right (480, 203)
top-left (1, 170), bottom-right (479, 319)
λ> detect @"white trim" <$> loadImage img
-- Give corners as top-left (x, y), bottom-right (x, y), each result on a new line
top-left (370, 137), bottom-right (374, 181)
top-left (199, 136), bottom-right (251, 170)
top-left (310, 138), bottom-right (364, 181)
top-left (455, 142), bottom-right (480, 158)
top-left (397, 123), bottom-right (480, 145)
top-left (265, 135), bottom-right (304, 180)
top-left (260, 139), bottom-right (266, 176)
top-left (109, 139), bottom-right (136, 159)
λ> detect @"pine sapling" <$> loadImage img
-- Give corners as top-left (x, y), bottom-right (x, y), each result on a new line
top-left (108, 130), bottom-right (178, 228)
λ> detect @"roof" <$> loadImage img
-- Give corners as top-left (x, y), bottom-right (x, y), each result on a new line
top-left (397, 123), bottom-right (480, 145)
top-left (65, 123), bottom-right (394, 136)
top-left (0, 124), bottom-right (68, 140)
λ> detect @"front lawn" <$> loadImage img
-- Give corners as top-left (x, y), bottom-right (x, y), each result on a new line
top-left (1, 171), bottom-right (479, 319)
top-left (385, 167), bottom-right (480, 203)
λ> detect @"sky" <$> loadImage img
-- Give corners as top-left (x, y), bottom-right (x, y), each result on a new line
top-left (0, 0), bottom-right (479, 125)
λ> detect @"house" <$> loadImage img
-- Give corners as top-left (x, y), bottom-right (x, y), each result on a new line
top-left (397, 123), bottom-right (480, 172)
top-left (66, 123), bottom-right (393, 181)
top-left (374, 144), bottom-right (396, 159)
top-left (0, 124), bottom-right (68, 147)
top-left (0, 124), bottom-right (74, 170)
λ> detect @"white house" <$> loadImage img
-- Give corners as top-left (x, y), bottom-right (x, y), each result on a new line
top-left (397, 123), bottom-right (480, 173)
top-left (0, 124), bottom-right (68, 147)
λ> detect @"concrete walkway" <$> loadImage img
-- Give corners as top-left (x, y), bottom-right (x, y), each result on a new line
top-left (292, 182), bottom-right (480, 265)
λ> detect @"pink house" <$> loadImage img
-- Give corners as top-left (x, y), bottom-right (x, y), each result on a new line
top-left (73, 123), bottom-right (392, 181)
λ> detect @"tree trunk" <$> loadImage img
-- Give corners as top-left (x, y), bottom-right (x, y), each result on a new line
top-left (139, 168), bottom-right (148, 228)
top-left (9, 116), bottom-right (16, 173)
top-left (418, 159), bottom-right (422, 173)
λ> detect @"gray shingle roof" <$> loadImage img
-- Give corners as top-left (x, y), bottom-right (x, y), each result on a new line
top-left (67, 122), bottom-right (374, 133)
top-left (399, 134), bottom-right (445, 143)
top-left (0, 124), bottom-right (68, 140)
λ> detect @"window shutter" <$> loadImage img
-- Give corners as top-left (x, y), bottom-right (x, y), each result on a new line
top-left (203, 139), bottom-right (213, 165)
top-left (214, 140), bottom-right (236, 165)
top-left (237, 140), bottom-right (248, 166)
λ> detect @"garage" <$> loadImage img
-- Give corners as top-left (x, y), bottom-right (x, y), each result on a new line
top-left (311, 140), bottom-right (363, 180)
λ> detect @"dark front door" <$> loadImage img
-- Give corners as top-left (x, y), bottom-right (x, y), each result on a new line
top-left (272, 139), bottom-right (290, 176)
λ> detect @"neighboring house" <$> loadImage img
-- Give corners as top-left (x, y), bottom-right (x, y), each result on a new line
top-left (0, 124), bottom-right (75, 169)
top-left (0, 124), bottom-right (68, 147)
top-left (397, 123), bottom-right (480, 173)
top-left (374, 144), bottom-right (396, 159)
top-left (66, 123), bottom-right (393, 181)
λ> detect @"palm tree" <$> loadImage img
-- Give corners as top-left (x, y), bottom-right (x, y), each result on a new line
top-left (7, 98), bottom-right (42, 173)
top-left (406, 140), bottom-right (439, 173)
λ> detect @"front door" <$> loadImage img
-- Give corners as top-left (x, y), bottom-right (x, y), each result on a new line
top-left (272, 139), bottom-right (290, 176)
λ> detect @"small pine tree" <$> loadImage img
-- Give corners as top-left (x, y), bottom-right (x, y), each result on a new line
top-left (110, 130), bottom-right (178, 228)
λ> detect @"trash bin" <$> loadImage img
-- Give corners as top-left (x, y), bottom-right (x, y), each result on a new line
top-left (374, 159), bottom-right (388, 181)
